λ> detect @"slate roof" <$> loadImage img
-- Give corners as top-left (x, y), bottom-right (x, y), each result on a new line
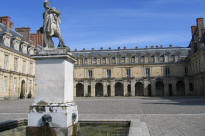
top-left (0, 23), bottom-right (34, 57)
top-left (71, 47), bottom-right (191, 58)
top-left (0, 23), bottom-right (24, 40)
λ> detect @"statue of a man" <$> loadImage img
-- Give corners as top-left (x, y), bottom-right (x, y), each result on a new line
top-left (42, 0), bottom-right (66, 48)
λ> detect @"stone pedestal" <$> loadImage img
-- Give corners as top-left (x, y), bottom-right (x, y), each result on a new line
top-left (27, 48), bottom-right (78, 136)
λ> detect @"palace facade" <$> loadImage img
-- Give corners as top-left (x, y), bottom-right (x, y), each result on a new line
top-left (1, 16), bottom-right (205, 99)
top-left (72, 18), bottom-right (205, 97)
top-left (0, 17), bottom-right (36, 99)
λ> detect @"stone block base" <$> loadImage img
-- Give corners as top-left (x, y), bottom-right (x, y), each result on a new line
top-left (28, 102), bottom-right (78, 128)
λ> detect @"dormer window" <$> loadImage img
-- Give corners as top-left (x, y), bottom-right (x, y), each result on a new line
top-left (160, 55), bottom-right (164, 63)
top-left (3, 32), bottom-right (12, 47)
top-left (12, 37), bottom-right (21, 51)
top-left (140, 56), bottom-right (144, 63)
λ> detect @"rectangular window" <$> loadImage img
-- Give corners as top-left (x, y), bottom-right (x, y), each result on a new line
top-left (14, 57), bottom-right (18, 72)
top-left (126, 68), bottom-right (131, 78)
top-left (22, 60), bottom-right (26, 73)
top-left (29, 63), bottom-right (33, 75)
top-left (88, 70), bottom-right (93, 78)
top-left (13, 77), bottom-right (17, 92)
top-left (4, 55), bottom-right (9, 70)
top-left (4, 76), bottom-right (7, 92)
top-left (107, 69), bottom-right (111, 78)
top-left (146, 68), bottom-right (150, 77)
top-left (165, 67), bottom-right (170, 77)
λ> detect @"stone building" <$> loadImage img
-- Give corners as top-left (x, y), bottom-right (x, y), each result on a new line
top-left (0, 17), bottom-right (36, 99)
top-left (72, 18), bottom-right (205, 97)
top-left (187, 18), bottom-right (205, 96)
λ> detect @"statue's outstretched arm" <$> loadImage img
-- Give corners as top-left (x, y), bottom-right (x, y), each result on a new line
top-left (50, 8), bottom-right (60, 16)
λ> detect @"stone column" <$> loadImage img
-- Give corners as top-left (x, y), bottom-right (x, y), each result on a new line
top-left (111, 80), bottom-right (115, 96)
top-left (143, 80), bottom-right (148, 96)
top-left (131, 80), bottom-right (135, 96)
top-left (73, 81), bottom-right (77, 97)
top-left (103, 81), bottom-right (108, 96)
top-left (124, 81), bottom-right (128, 96)
top-left (164, 79), bottom-right (169, 96)
top-left (151, 80), bottom-right (156, 96)
top-left (172, 80), bottom-right (177, 96)
top-left (185, 78), bottom-right (189, 96)
top-left (91, 81), bottom-right (96, 97)
top-left (84, 81), bottom-right (88, 97)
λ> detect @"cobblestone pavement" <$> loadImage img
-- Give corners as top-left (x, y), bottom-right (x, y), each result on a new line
top-left (0, 97), bottom-right (205, 136)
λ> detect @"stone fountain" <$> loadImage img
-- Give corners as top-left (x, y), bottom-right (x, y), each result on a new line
top-left (26, 1), bottom-right (78, 136)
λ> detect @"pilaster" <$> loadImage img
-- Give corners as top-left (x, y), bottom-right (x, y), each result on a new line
top-left (151, 79), bottom-right (156, 96)
top-left (111, 80), bottom-right (115, 96)
top-left (164, 79), bottom-right (169, 96)
top-left (103, 81), bottom-right (107, 96)
top-left (91, 81), bottom-right (96, 97)
top-left (131, 80), bottom-right (135, 96)
top-left (185, 78), bottom-right (189, 96)
top-left (84, 81), bottom-right (88, 96)
top-left (124, 81), bottom-right (128, 96)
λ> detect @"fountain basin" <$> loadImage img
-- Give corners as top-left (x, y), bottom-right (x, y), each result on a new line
top-left (0, 120), bottom-right (130, 136)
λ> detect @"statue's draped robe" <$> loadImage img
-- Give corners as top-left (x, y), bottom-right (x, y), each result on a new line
top-left (43, 7), bottom-right (61, 48)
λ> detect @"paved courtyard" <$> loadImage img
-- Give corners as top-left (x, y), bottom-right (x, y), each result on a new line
top-left (0, 97), bottom-right (205, 136)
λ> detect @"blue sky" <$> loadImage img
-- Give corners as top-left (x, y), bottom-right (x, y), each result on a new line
top-left (1, 0), bottom-right (205, 50)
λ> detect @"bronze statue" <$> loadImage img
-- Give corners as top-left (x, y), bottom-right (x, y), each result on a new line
top-left (41, 0), bottom-right (66, 48)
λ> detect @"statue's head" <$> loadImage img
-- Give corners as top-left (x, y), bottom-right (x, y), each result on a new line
top-left (44, 0), bottom-right (50, 9)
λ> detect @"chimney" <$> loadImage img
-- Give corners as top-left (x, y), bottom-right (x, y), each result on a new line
top-left (100, 47), bottom-right (103, 50)
top-left (123, 46), bottom-right (127, 49)
top-left (197, 18), bottom-right (204, 29)
top-left (151, 45), bottom-right (154, 48)
top-left (15, 27), bottom-right (31, 42)
top-left (136, 46), bottom-right (138, 49)
top-left (169, 44), bottom-right (173, 48)
top-left (191, 26), bottom-right (197, 35)
top-left (156, 45), bottom-right (159, 48)
top-left (109, 47), bottom-right (111, 50)
top-left (118, 46), bottom-right (120, 50)
top-left (0, 16), bottom-right (13, 29)
top-left (145, 45), bottom-right (148, 48)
